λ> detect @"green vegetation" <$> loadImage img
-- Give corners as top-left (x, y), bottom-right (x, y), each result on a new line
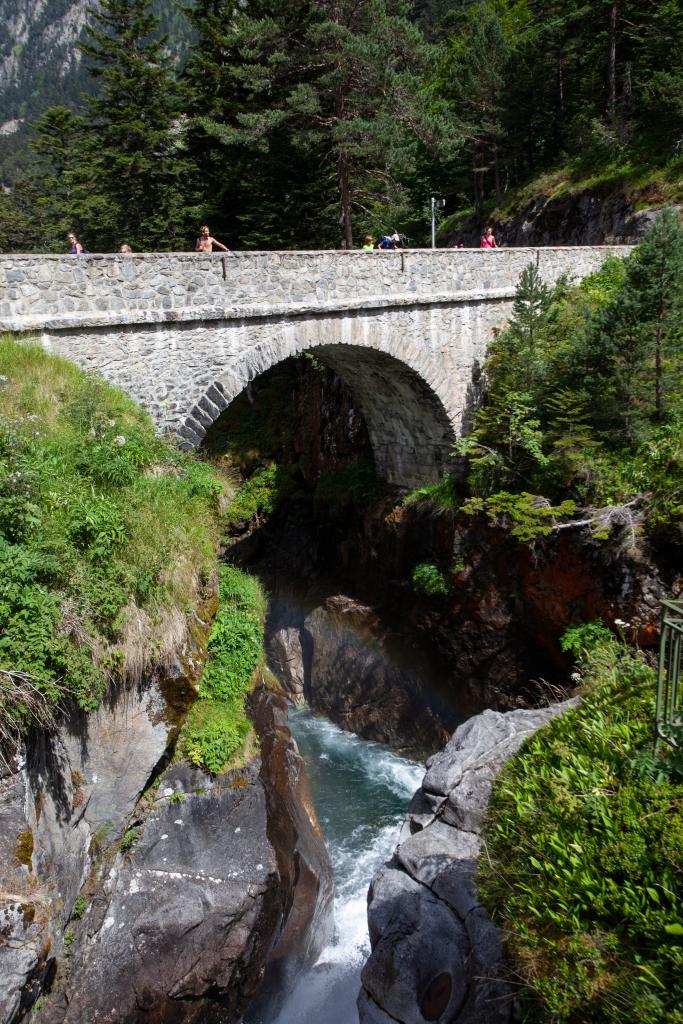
top-left (411, 562), bottom-right (450, 597)
top-left (224, 463), bottom-right (298, 528)
top-left (403, 475), bottom-right (462, 513)
top-left (119, 827), bottom-right (139, 852)
top-left (487, 149), bottom-right (683, 226)
top-left (560, 622), bottom-right (615, 660)
top-left (462, 493), bottom-right (577, 544)
top-left (3, 0), bottom-right (680, 251)
top-left (10, 0), bottom-right (193, 252)
top-left (185, 0), bottom-right (450, 248)
top-left (411, 213), bottom-right (683, 548)
top-left (0, 336), bottom-right (224, 742)
top-left (72, 896), bottom-right (87, 919)
top-left (480, 631), bottom-right (683, 1024)
top-left (181, 565), bottom-right (265, 774)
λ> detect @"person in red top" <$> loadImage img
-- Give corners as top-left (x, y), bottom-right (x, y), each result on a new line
top-left (481, 226), bottom-right (497, 248)
top-left (481, 227), bottom-right (497, 248)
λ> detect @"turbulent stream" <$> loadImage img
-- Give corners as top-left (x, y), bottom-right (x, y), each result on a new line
top-left (246, 706), bottom-right (424, 1024)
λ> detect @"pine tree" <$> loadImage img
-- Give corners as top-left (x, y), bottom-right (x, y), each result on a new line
top-left (183, 0), bottom-right (336, 248)
top-left (577, 210), bottom-right (683, 444)
top-left (28, 107), bottom-right (86, 248)
top-left (187, 0), bottom-right (452, 248)
top-left (76, 0), bottom-right (193, 251)
top-left (440, 3), bottom-right (510, 213)
top-left (618, 208), bottom-right (683, 422)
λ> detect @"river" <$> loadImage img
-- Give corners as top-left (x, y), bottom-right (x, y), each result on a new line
top-left (246, 705), bottom-right (424, 1024)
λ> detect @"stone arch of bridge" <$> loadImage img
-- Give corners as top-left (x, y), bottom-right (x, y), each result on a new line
top-left (178, 322), bottom-right (457, 490)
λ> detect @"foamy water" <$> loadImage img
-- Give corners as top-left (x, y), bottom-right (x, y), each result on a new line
top-left (246, 708), bottom-right (424, 1024)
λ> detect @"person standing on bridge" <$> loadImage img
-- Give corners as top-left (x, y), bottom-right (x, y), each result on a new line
top-left (195, 225), bottom-right (230, 253)
top-left (481, 226), bottom-right (497, 249)
top-left (67, 232), bottom-right (84, 254)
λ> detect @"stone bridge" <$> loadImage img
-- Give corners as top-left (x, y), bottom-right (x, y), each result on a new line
top-left (0, 247), bottom-right (631, 488)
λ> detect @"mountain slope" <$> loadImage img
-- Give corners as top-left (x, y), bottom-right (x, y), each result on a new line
top-left (0, 0), bottom-right (191, 183)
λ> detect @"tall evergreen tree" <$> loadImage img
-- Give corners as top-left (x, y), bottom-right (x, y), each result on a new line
top-left (188, 0), bottom-right (454, 248)
top-left (184, 0), bottom-right (337, 248)
top-left (575, 210), bottom-right (683, 442)
top-left (75, 0), bottom-right (193, 250)
top-left (440, 3), bottom-right (510, 213)
top-left (29, 107), bottom-right (86, 248)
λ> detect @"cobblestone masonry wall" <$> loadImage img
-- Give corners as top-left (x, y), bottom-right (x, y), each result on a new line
top-left (0, 248), bottom-right (631, 488)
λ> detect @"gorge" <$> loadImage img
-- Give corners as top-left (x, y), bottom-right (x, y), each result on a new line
top-left (1, 228), bottom-right (681, 1024)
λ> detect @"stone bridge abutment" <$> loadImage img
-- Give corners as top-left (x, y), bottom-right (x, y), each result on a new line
top-left (0, 247), bottom-right (632, 489)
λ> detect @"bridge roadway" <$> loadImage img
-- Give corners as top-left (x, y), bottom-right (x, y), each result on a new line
top-left (0, 247), bottom-right (631, 489)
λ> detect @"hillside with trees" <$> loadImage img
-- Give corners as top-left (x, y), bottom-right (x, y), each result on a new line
top-left (0, 0), bottom-right (680, 253)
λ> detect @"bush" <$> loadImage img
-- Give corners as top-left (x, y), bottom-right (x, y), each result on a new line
top-left (560, 621), bottom-right (615, 659)
top-left (479, 644), bottom-right (683, 1024)
top-left (181, 564), bottom-right (264, 774)
top-left (411, 562), bottom-right (450, 596)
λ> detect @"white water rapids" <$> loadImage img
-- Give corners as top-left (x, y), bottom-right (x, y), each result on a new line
top-left (246, 706), bottom-right (424, 1024)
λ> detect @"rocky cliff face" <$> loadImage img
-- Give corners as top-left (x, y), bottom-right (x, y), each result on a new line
top-left (222, 356), bottom-right (678, 754)
top-left (444, 192), bottom-right (677, 248)
top-left (358, 700), bottom-right (575, 1024)
top-left (0, 666), bottom-right (333, 1024)
top-left (267, 591), bottom-right (453, 755)
top-left (255, 493), bottom-right (676, 756)
top-left (0, 0), bottom-right (190, 120)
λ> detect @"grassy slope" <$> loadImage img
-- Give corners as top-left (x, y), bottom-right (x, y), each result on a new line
top-left (479, 639), bottom-right (683, 1024)
top-left (439, 149), bottom-right (683, 240)
top-left (0, 336), bottom-right (263, 773)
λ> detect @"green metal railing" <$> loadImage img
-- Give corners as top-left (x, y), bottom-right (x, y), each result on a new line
top-left (656, 599), bottom-right (683, 748)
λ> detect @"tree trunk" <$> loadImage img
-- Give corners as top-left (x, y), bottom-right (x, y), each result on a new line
top-left (493, 143), bottom-right (501, 203)
top-left (655, 295), bottom-right (665, 420)
top-left (338, 149), bottom-right (353, 250)
top-left (334, 58), bottom-right (353, 250)
top-left (557, 56), bottom-right (565, 144)
top-left (608, 2), bottom-right (617, 125)
top-left (620, 61), bottom-right (632, 142)
top-left (473, 160), bottom-right (483, 219)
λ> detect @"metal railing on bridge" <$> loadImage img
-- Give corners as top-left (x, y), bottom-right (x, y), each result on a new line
top-left (656, 599), bottom-right (683, 748)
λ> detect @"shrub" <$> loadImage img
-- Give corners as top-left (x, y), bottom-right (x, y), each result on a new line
top-left (411, 562), bottom-right (450, 597)
top-left (560, 621), bottom-right (615, 659)
top-left (224, 463), bottom-right (282, 525)
top-left (479, 645), bottom-right (683, 1024)
top-left (72, 896), bottom-right (87, 919)
top-left (180, 564), bottom-right (265, 774)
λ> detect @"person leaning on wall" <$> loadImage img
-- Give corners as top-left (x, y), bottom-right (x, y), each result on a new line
top-left (67, 231), bottom-right (84, 254)
top-left (195, 225), bottom-right (230, 253)
top-left (481, 226), bottom-right (497, 248)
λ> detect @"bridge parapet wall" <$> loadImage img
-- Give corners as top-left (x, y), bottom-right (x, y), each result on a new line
top-left (0, 248), bottom-right (632, 331)
top-left (0, 246), bottom-right (633, 489)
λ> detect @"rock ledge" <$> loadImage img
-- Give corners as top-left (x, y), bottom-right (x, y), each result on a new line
top-left (359, 700), bottom-right (576, 1024)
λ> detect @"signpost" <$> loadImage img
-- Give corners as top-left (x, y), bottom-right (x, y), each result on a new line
top-left (431, 197), bottom-right (446, 249)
